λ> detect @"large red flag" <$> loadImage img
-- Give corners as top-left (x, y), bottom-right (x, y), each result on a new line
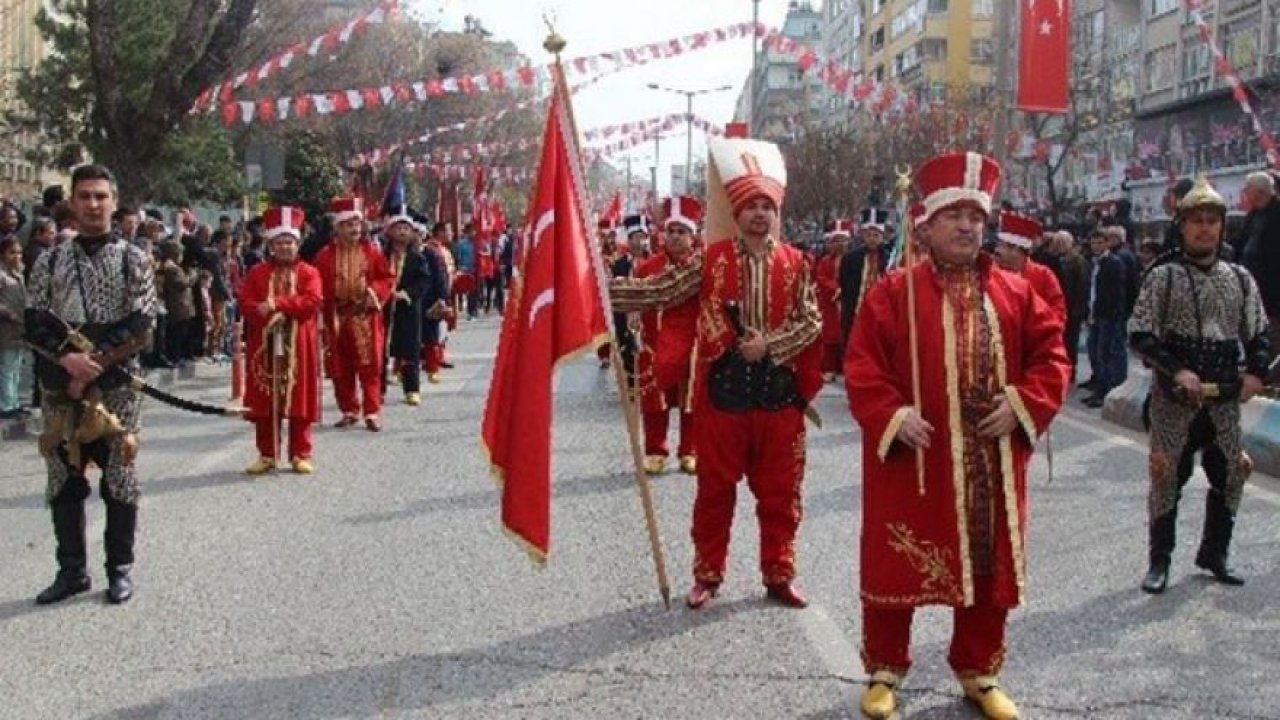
top-left (1016, 0), bottom-right (1071, 114)
top-left (481, 79), bottom-right (611, 563)
top-left (600, 192), bottom-right (622, 226)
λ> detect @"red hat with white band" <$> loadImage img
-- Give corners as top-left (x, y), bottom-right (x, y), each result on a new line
top-left (328, 196), bottom-right (364, 224)
top-left (997, 211), bottom-right (1042, 250)
top-left (263, 206), bottom-right (306, 240)
top-left (663, 195), bottom-right (703, 232)
top-left (915, 152), bottom-right (1001, 224)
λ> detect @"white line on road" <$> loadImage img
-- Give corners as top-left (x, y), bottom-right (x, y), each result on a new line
top-left (799, 605), bottom-right (861, 683)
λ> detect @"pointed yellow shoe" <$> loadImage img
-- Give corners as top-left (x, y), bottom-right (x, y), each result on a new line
top-left (643, 455), bottom-right (667, 475)
top-left (678, 455), bottom-right (697, 475)
top-left (291, 457), bottom-right (314, 475)
top-left (427, 373), bottom-right (441, 385)
top-left (859, 671), bottom-right (900, 719)
top-left (405, 392), bottom-right (422, 406)
top-left (245, 457), bottom-right (276, 476)
top-left (960, 676), bottom-right (1019, 720)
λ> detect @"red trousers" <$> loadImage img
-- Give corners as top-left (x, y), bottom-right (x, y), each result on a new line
top-left (820, 341), bottom-right (841, 375)
top-left (422, 342), bottom-right (444, 374)
top-left (331, 348), bottom-right (382, 417)
top-left (254, 419), bottom-right (313, 460)
top-left (692, 403), bottom-right (805, 585)
top-left (862, 577), bottom-right (1009, 677)
top-left (642, 408), bottom-right (695, 458)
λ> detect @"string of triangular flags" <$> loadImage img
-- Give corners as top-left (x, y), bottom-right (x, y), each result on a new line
top-left (1184, 0), bottom-right (1279, 168)
top-left (217, 21), bottom-right (912, 128)
top-left (195, 1), bottom-right (400, 113)
top-left (585, 116), bottom-right (724, 158)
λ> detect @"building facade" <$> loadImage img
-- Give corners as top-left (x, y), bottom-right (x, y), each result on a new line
top-left (0, 0), bottom-right (61, 202)
top-left (742, 1), bottom-right (826, 143)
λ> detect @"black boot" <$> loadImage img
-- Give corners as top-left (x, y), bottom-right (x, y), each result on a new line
top-left (36, 498), bottom-right (90, 605)
top-left (1195, 491), bottom-right (1244, 586)
top-left (1141, 511), bottom-right (1177, 594)
top-left (104, 500), bottom-right (138, 604)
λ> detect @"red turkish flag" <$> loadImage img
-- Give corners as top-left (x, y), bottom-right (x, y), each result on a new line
top-left (1017, 0), bottom-right (1070, 113)
top-left (481, 77), bottom-right (611, 563)
top-left (600, 192), bottom-right (622, 225)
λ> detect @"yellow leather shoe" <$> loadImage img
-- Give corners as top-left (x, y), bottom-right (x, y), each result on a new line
top-left (678, 455), bottom-right (697, 475)
top-left (859, 671), bottom-right (900, 719)
top-left (427, 373), bottom-right (441, 385)
top-left (291, 457), bottom-right (314, 475)
top-left (244, 457), bottom-right (276, 476)
top-left (643, 455), bottom-right (666, 475)
top-left (405, 392), bottom-right (422, 406)
top-left (960, 676), bottom-right (1019, 720)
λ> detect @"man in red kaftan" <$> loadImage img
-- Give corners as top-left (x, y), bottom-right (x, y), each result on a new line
top-left (241, 206), bottom-right (324, 475)
top-left (814, 219), bottom-right (852, 381)
top-left (634, 196), bottom-right (703, 476)
top-left (612, 137), bottom-right (821, 611)
top-left (313, 197), bottom-right (395, 431)
top-left (845, 152), bottom-right (1070, 720)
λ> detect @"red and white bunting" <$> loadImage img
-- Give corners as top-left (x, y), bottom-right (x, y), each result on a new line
top-left (406, 163), bottom-right (532, 184)
top-left (196, 1), bottom-right (399, 113)
top-left (218, 22), bottom-right (761, 127)
top-left (584, 116), bottom-right (724, 159)
top-left (760, 28), bottom-right (912, 118)
top-left (1184, 0), bottom-right (1279, 168)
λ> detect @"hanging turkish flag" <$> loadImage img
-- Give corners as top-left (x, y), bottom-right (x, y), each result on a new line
top-left (1017, 0), bottom-right (1071, 113)
top-left (481, 73), bottom-right (611, 564)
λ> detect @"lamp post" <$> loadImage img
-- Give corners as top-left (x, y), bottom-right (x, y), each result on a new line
top-left (646, 82), bottom-right (734, 194)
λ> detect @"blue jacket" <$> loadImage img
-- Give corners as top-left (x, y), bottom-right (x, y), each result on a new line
top-left (455, 237), bottom-right (475, 273)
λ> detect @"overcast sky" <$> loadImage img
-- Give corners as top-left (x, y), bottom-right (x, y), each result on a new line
top-left (408, 0), bottom-right (798, 196)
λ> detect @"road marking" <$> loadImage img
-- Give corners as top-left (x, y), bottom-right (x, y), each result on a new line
top-left (799, 605), bottom-right (860, 682)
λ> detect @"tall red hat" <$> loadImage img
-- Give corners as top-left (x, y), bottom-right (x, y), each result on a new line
top-left (328, 196), bottom-right (364, 223)
top-left (662, 195), bottom-right (703, 232)
top-left (916, 152), bottom-right (1001, 223)
top-left (997, 211), bottom-right (1042, 249)
top-left (597, 217), bottom-right (618, 233)
top-left (263, 206), bottom-right (306, 240)
top-left (826, 218), bottom-right (855, 238)
top-left (908, 203), bottom-right (926, 229)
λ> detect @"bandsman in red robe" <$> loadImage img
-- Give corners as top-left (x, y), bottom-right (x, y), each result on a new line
top-left (613, 137), bottom-right (821, 611)
top-left (994, 211), bottom-right (1067, 323)
top-left (595, 220), bottom-right (619, 369)
top-left (846, 153), bottom-right (1070, 720)
top-left (241, 206), bottom-right (324, 475)
top-left (635, 196), bottom-right (703, 476)
top-left (815, 219), bottom-right (852, 381)
top-left (313, 197), bottom-right (395, 431)
top-left (422, 222), bottom-right (457, 383)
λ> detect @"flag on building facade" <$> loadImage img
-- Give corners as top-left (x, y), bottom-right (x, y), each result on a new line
top-left (1016, 0), bottom-right (1071, 114)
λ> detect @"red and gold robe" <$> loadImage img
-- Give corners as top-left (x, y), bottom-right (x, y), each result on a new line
top-left (814, 251), bottom-right (843, 372)
top-left (634, 251), bottom-right (699, 414)
top-left (845, 256), bottom-right (1069, 609)
top-left (313, 239), bottom-right (395, 378)
top-left (239, 260), bottom-right (324, 423)
top-left (1020, 259), bottom-right (1067, 323)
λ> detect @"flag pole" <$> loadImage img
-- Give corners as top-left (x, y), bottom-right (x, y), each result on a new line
top-left (544, 24), bottom-right (672, 609)
top-left (895, 165), bottom-right (926, 497)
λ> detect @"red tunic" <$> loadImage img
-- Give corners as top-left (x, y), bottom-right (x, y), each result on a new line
top-left (239, 260), bottom-right (324, 422)
top-left (1020, 259), bottom-right (1067, 323)
top-left (814, 252), bottom-right (842, 346)
top-left (634, 251), bottom-right (699, 413)
top-left (845, 256), bottom-right (1069, 609)
top-left (313, 239), bottom-right (394, 377)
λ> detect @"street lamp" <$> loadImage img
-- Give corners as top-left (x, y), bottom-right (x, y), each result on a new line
top-left (646, 82), bottom-right (734, 194)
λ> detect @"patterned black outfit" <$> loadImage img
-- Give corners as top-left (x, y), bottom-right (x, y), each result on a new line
top-left (1128, 255), bottom-right (1270, 581)
top-left (25, 235), bottom-right (158, 594)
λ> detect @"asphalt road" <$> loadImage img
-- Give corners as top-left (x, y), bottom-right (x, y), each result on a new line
top-left (2, 315), bottom-right (1277, 719)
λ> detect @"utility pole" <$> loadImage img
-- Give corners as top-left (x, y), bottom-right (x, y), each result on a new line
top-left (752, 0), bottom-right (761, 134)
top-left (990, 0), bottom-right (1018, 204)
top-left (648, 82), bottom-right (733, 195)
top-left (650, 135), bottom-right (661, 200)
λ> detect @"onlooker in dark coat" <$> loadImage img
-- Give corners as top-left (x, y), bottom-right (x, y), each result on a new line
top-left (1052, 230), bottom-right (1090, 383)
top-left (1083, 229), bottom-right (1129, 407)
top-left (1238, 171), bottom-right (1280, 352)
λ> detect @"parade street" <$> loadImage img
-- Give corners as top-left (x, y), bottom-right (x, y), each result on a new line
top-left (1, 316), bottom-right (1278, 720)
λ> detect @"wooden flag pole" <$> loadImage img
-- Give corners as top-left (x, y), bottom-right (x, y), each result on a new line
top-left (545, 24), bottom-right (672, 609)
top-left (896, 165), bottom-right (926, 497)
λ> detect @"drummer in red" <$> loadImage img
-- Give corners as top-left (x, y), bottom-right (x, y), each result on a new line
top-left (313, 197), bottom-right (395, 431)
top-left (993, 211), bottom-right (1067, 322)
top-left (635, 196), bottom-right (703, 476)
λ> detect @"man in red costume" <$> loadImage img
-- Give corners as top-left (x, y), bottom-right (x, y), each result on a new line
top-left (635, 196), bottom-right (703, 476)
top-left (595, 219), bottom-right (620, 369)
top-left (313, 197), bottom-right (394, 431)
top-left (612, 137), bottom-right (821, 611)
top-left (815, 219), bottom-right (852, 382)
top-left (241, 206), bottom-right (324, 475)
top-left (994, 211), bottom-right (1067, 322)
top-left (846, 152), bottom-right (1070, 720)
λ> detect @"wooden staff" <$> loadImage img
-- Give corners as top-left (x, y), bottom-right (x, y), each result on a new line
top-left (896, 165), bottom-right (926, 497)
top-left (546, 22), bottom-right (672, 609)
